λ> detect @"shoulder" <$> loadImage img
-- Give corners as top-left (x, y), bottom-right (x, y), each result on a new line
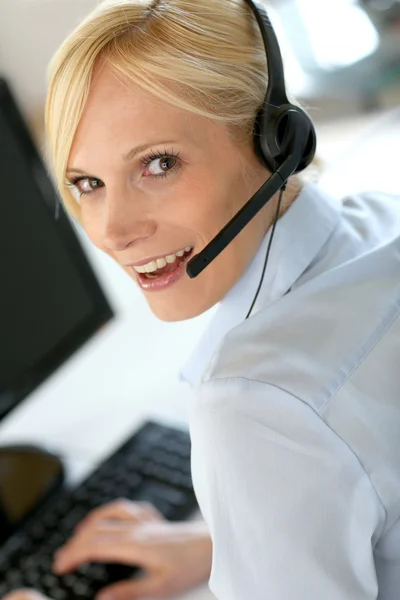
top-left (202, 189), bottom-right (400, 411)
top-left (335, 189), bottom-right (400, 259)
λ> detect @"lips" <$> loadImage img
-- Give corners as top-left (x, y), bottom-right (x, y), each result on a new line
top-left (133, 249), bottom-right (193, 292)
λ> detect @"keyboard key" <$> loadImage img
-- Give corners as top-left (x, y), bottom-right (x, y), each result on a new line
top-left (46, 531), bottom-right (67, 549)
top-left (42, 574), bottom-right (59, 587)
top-left (60, 506), bottom-right (88, 530)
top-left (24, 570), bottom-right (41, 585)
top-left (4, 534), bottom-right (25, 555)
top-left (126, 455), bottom-right (142, 470)
top-left (6, 568), bottom-right (23, 585)
top-left (72, 580), bottom-right (92, 597)
top-left (30, 521), bottom-right (46, 539)
top-left (60, 574), bottom-right (79, 588)
top-left (49, 588), bottom-right (68, 600)
top-left (42, 512), bottom-right (60, 529)
top-left (87, 564), bottom-right (109, 582)
top-left (0, 557), bottom-right (10, 573)
top-left (55, 498), bottom-right (74, 516)
top-left (20, 554), bottom-right (40, 570)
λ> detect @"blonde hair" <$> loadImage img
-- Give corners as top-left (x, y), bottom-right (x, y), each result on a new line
top-left (45, 0), bottom-right (315, 222)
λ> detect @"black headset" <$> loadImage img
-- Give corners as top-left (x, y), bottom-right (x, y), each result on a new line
top-left (186, 0), bottom-right (317, 285)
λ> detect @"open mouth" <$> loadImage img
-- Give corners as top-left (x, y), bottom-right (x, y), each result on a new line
top-left (133, 247), bottom-right (194, 292)
top-left (141, 247), bottom-right (193, 280)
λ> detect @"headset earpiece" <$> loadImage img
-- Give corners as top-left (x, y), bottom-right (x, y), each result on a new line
top-left (254, 103), bottom-right (317, 174)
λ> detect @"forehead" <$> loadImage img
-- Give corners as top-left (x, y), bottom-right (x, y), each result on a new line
top-left (69, 65), bottom-right (198, 165)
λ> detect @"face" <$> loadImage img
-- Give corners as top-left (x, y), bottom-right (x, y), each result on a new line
top-left (67, 65), bottom-right (275, 321)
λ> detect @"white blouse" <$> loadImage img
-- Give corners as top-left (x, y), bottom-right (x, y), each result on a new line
top-left (180, 182), bottom-right (400, 600)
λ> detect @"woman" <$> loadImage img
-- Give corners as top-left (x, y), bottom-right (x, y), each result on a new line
top-left (4, 0), bottom-right (400, 599)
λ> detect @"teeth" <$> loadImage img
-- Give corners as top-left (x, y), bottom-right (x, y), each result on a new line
top-left (156, 257), bottom-right (167, 269)
top-left (145, 261), bottom-right (158, 273)
top-left (134, 264), bottom-right (147, 273)
top-left (133, 246), bottom-right (192, 274)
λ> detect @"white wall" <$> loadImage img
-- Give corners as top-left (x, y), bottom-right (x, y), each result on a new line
top-left (0, 0), bottom-right (98, 119)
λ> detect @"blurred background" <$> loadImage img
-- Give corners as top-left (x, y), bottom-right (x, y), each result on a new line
top-left (0, 0), bottom-right (399, 495)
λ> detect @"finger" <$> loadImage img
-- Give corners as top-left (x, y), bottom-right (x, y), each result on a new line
top-left (2, 591), bottom-right (50, 600)
top-left (53, 537), bottom-right (151, 575)
top-left (56, 518), bottom-right (164, 566)
top-left (54, 526), bottom-right (122, 570)
top-left (62, 504), bottom-right (162, 558)
top-left (56, 524), bottom-right (135, 563)
top-left (70, 519), bottom-right (135, 542)
top-left (74, 499), bottom-right (140, 532)
top-left (75, 499), bottom-right (162, 533)
top-left (81, 521), bottom-right (134, 533)
top-left (96, 575), bottom-right (165, 600)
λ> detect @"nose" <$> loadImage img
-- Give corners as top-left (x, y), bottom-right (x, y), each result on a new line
top-left (101, 187), bottom-right (157, 252)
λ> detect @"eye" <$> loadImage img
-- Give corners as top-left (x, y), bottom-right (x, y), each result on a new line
top-left (141, 151), bottom-right (181, 179)
top-left (147, 156), bottom-right (177, 176)
top-left (67, 177), bottom-right (104, 198)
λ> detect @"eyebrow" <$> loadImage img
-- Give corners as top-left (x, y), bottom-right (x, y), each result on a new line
top-left (66, 140), bottom-right (179, 175)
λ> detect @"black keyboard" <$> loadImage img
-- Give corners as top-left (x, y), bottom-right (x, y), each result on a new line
top-left (0, 421), bottom-right (198, 599)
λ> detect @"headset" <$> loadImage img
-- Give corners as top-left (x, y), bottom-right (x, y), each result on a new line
top-left (186, 0), bottom-right (317, 317)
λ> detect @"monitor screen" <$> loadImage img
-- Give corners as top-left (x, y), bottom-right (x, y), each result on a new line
top-left (0, 78), bottom-right (114, 422)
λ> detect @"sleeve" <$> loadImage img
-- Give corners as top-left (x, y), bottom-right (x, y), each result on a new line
top-left (189, 377), bottom-right (384, 600)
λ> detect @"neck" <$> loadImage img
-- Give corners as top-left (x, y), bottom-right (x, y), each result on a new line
top-left (279, 174), bottom-right (303, 218)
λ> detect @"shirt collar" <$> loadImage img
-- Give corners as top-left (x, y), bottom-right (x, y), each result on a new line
top-left (179, 182), bottom-right (342, 388)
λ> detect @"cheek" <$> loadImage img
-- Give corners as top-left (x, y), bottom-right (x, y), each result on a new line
top-left (172, 176), bottom-right (238, 238)
top-left (80, 205), bottom-right (105, 250)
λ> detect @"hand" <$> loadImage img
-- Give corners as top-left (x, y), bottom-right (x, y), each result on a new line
top-left (53, 498), bottom-right (212, 599)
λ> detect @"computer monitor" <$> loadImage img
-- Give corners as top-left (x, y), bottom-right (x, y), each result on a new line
top-left (0, 78), bottom-right (114, 423)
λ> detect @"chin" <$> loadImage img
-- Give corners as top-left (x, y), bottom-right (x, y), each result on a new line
top-left (146, 295), bottom-right (212, 322)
